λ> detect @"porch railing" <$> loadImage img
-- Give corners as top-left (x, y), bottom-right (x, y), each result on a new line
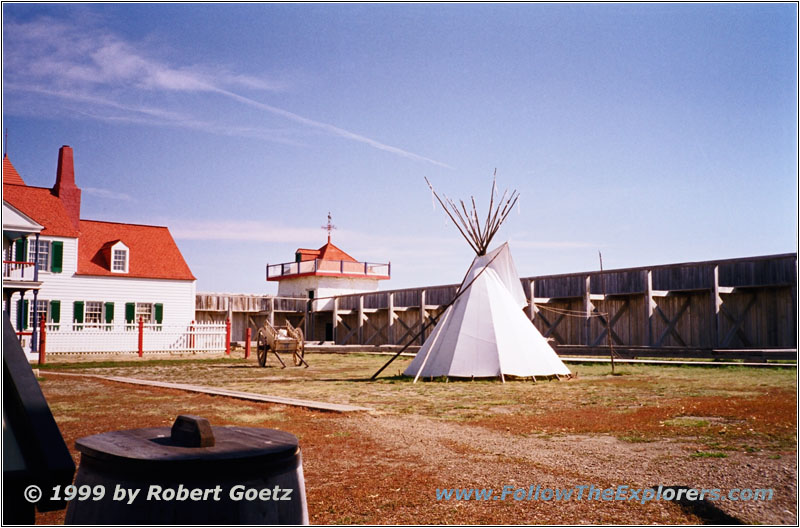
top-left (266, 259), bottom-right (390, 280)
top-left (3, 260), bottom-right (36, 281)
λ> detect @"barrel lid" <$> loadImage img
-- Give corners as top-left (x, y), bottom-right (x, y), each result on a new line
top-left (74, 416), bottom-right (299, 472)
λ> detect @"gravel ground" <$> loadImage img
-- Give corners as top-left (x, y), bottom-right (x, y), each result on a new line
top-left (347, 413), bottom-right (797, 525)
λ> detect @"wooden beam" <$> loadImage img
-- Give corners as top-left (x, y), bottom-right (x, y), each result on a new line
top-left (654, 298), bottom-right (690, 347)
top-left (419, 289), bottom-right (427, 345)
top-left (394, 316), bottom-right (419, 346)
top-left (711, 265), bottom-right (721, 347)
top-left (338, 320), bottom-right (358, 345)
top-left (720, 293), bottom-right (757, 347)
top-left (537, 311), bottom-right (566, 344)
top-left (591, 299), bottom-right (629, 346)
top-left (528, 279), bottom-right (536, 322)
top-left (387, 292), bottom-right (395, 345)
top-left (358, 295), bottom-right (364, 344)
top-left (332, 297), bottom-right (338, 344)
top-left (583, 275), bottom-right (592, 346)
top-left (269, 297), bottom-right (275, 327)
top-left (644, 270), bottom-right (654, 346)
top-left (363, 318), bottom-right (386, 346)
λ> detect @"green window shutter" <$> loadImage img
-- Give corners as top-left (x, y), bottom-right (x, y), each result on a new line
top-left (15, 239), bottom-right (27, 262)
top-left (74, 301), bottom-right (84, 324)
top-left (155, 303), bottom-right (164, 325)
top-left (51, 241), bottom-right (63, 273)
top-left (50, 300), bottom-right (61, 324)
top-left (125, 303), bottom-right (135, 324)
top-left (105, 302), bottom-right (114, 324)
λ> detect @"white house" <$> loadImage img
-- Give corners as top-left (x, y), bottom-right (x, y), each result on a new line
top-left (2, 146), bottom-right (197, 356)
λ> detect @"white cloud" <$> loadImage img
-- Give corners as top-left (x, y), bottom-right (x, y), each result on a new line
top-left (3, 16), bottom-right (451, 168)
top-left (83, 187), bottom-right (136, 202)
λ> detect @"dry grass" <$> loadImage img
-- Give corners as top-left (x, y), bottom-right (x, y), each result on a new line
top-left (35, 353), bottom-right (797, 524)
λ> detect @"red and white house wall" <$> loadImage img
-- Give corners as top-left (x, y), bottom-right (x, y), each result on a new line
top-left (2, 146), bottom-right (203, 358)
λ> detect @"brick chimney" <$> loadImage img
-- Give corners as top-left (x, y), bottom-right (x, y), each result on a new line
top-left (52, 145), bottom-right (81, 230)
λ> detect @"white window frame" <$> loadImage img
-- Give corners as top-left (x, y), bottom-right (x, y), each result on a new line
top-left (29, 299), bottom-right (49, 326)
top-left (28, 240), bottom-right (50, 272)
top-left (110, 242), bottom-right (129, 274)
top-left (84, 301), bottom-right (104, 327)
top-left (136, 303), bottom-right (154, 324)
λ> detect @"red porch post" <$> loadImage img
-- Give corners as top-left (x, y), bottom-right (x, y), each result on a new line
top-left (225, 318), bottom-right (231, 355)
top-left (138, 316), bottom-right (144, 357)
top-left (245, 327), bottom-right (251, 359)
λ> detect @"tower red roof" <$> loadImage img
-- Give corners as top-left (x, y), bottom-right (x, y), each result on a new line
top-left (295, 241), bottom-right (357, 263)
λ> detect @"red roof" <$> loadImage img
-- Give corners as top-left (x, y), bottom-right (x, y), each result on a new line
top-left (296, 241), bottom-right (358, 262)
top-left (77, 220), bottom-right (195, 280)
top-left (3, 183), bottom-right (80, 237)
top-left (3, 154), bottom-right (25, 185)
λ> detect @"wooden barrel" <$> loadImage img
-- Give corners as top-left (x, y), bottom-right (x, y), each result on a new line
top-left (65, 415), bottom-right (308, 525)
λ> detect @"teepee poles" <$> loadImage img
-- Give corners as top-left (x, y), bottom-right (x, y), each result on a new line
top-left (424, 171), bottom-right (519, 256)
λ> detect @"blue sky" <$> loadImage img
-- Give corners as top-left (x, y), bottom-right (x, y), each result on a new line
top-left (3, 3), bottom-right (797, 294)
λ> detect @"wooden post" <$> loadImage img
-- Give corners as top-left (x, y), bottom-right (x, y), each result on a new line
top-left (711, 265), bottom-right (721, 348)
top-left (138, 316), bottom-right (144, 357)
top-left (38, 317), bottom-right (46, 366)
top-left (387, 292), bottom-right (395, 345)
top-left (528, 279), bottom-right (536, 322)
top-left (419, 289), bottom-right (427, 345)
top-left (269, 297), bottom-right (275, 327)
top-left (332, 297), bottom-right (339, 344)
top-left (245, 327), bottom-right (251, 359)
top-left (583, 275), bottom-right (592, 346)
top-left (358, 295), bottom-right (364, 344)
top-left (225, 317), bottom-right (231, 355)
top-left (189, 320), bottom-right (196, 349)
top-left (643, 269), bottom-right (654, 346)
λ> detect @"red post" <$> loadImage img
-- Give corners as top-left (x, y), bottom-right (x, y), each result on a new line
top-left (38, 318), bottom-right (47, 366)
top-left (225, 318), bottom-right (231, 355)
top-left (245, 327), bottom-right (252, 359)
top-left (189, 320), bottom-right (196, 349)
top-left (138, 316), bottom-right (144, 357)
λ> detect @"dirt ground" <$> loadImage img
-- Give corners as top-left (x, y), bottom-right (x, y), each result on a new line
top-left (35, 353), bottom-right (797, 525)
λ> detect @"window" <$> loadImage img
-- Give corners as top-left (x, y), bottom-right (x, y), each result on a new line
top-left (29, 300), bottom-right (49, 326)
top-left (28, 240), bottom-right (50, 272)
top-left (85, 302), bottom-right (103, 327)
top-left (112, 249), bottom-right (127, 272)
top-left (136, 303), bottom-right (153, 323)
top-left (125, 302), bottom-right (162, 329)
top-left (109, 243), bottom-right (129, 274)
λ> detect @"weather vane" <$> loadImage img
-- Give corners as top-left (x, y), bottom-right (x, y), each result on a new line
top-left (321, 212), bottom-right (336, 243)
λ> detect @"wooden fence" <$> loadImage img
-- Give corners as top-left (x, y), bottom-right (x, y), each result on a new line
top-left (300, 253), bottom-right (797, 361)
top-left (195, 253), bottom-right (796, 361)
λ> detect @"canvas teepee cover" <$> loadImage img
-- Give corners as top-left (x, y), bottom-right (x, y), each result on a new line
top-left (404, 243), bottom-right (571, 379)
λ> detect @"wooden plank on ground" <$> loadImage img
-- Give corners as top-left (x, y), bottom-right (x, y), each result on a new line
top-left (46, 372), bottom-right (371, 413)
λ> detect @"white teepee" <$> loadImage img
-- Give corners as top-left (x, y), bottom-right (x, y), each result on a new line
top-left (403, 243), bottom-right (571, 380)
top-left (403, 174), bottom-right (570, 381)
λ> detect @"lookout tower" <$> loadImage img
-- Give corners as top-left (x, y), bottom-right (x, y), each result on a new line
top-left (266, 213), bottom-right (390, 310)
